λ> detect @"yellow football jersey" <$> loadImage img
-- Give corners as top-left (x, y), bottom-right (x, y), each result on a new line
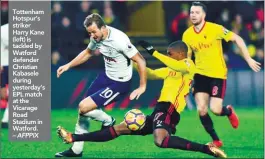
top-left (144, 51), bottom-right (196, 113)
top-left (182, 22), bottom-right (233, 79)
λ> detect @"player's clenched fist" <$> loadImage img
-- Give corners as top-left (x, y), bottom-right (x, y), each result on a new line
top-left (138, 40), bottom-right (155, 55)
top-left (57, 64), bottom-right (70, 78)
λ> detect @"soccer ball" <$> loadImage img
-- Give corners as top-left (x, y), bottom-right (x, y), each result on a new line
top-left (124, 109), bottom-right (146, 131)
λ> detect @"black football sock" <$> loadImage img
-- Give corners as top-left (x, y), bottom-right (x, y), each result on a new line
top-left (200, 113), bottom-right (219, 141)
top-left (220, 106), bottom-right (232, 116)
top-left (72, 126), bottom-right (118, 142)
top-left (161, 136), bottom-right (213, 155)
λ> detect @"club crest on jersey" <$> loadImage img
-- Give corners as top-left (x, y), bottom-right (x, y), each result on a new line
top-left (108, 48), bottom-right (115, 54)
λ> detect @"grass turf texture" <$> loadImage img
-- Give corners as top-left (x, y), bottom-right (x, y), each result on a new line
top-left (1, 108), bottom-right (264, 158)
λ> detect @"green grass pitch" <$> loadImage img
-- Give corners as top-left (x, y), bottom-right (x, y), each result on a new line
top-left (1, 108), bottom-right (264, 158)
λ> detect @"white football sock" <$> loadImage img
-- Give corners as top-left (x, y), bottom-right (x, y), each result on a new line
top-left (83, 109), bottom-right (113, 126)
top-left (71, 115), bottom-right (89, 154)
top-left (2, 105), bottom-right (8, 123)
top-left (71, 109), bottom-right (113, 154)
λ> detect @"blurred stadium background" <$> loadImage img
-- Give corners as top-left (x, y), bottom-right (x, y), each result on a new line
top-left (2, 1), bottom-right (263, 110)
top-left (1, 1), bottom-right (264, 158)
top-left (44, 1), bottom-right (264, 110)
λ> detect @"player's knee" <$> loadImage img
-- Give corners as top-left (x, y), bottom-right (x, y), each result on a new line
top-left (154, 139), bottom-right (163, 148)
top-left (197, 105), bottom-right (208, 116)
top-left (78, 101), bottom-right (88, 115)
top-left (154, 136), bottom-right (165, 148)
top-left (0, 88), bottom-right (7, 99)
top-left (210, 104), bottom-right (222, 115)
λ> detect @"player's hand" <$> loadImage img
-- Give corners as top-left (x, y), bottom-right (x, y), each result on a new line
top-left (57, 64), bottom-right (70, 78)
top-left (129, 86), bottom-right (146, 100)
top-left (247, 58), bottom-right (261, 72)
top-left (138, 40), bottom-right (155, 55)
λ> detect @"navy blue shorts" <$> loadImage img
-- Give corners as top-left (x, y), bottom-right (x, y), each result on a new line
top-left (1, 66), bottom-right (8, 88)
top-left (85, 72), bottom-right (131, 108)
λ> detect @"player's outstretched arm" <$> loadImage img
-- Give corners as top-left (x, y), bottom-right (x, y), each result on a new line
top-left (130, 53), bottom-right (147, 100)
top-left (57, 49), bottom-right (92, 78)
top-left (230, 33), bottom-right (261, 72)
top-left (138, 40), bottom-right (188, 73)
top-left (133, 62), bottom-right (165, 80)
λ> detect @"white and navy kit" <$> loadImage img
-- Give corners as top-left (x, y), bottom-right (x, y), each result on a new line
top-left (86, 26), bottom-right (139, 107)
top-left (1, 24), bottom-right (9, 87)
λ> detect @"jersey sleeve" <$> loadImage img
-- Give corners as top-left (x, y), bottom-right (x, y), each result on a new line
top-left (86, 37), bottom-right (97, 51)
top-left (182, 31), bottom-right (192, 59)
top-left (153, 51), bottom-right (192, 73)
top-left (133, 62), bottom-right (168, 80)
top-left (216, 24), bottom-right (233, 42)
top-left (146, 67), bottom-right (168, 80)
top-left (119, 34), bottom-right (138, 58)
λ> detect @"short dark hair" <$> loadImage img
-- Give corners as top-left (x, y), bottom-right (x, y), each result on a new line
top-left (83, 13), bottom-right (106, 28)
top-left (168, 41), bottom-right (188, 56)
top-left (191, 1), bottom-right (207, 13)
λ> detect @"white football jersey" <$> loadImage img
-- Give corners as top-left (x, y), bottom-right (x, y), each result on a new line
top-left (1, 24), bottom-right (9, 66)
top-left (87, 26), bottom-right (138, 82)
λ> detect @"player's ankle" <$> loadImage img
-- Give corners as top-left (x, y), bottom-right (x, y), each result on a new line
top-left (202, 145), bottom-right (210, 153)
top-left (203, 145), bottom-right (214, 155)
top-left (71, 134), bottom-right (78, 142)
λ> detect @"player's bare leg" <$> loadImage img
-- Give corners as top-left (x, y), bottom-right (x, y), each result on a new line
top-left (57, 122), bottom-right (131, 143)
top-left (210, 97), bottom-right (239, 129)
top-left (195, 93), bottom-right (222, 147)
top-left (209, 97), bottom-right (223, 114)
top-left (195, 92), bottom-right (209, 116)
top-left (153, 128), bottom-right (227, 158)
top-left (79, 96), bottom-right (98, 114)
top-left (153, 128), bottom-right (169, 147)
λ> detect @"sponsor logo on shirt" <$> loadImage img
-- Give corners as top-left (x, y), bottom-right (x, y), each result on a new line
top-left (104, 56), bottom-right (117, 63)
top-left (190, 42), bottom-right (213, 52)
